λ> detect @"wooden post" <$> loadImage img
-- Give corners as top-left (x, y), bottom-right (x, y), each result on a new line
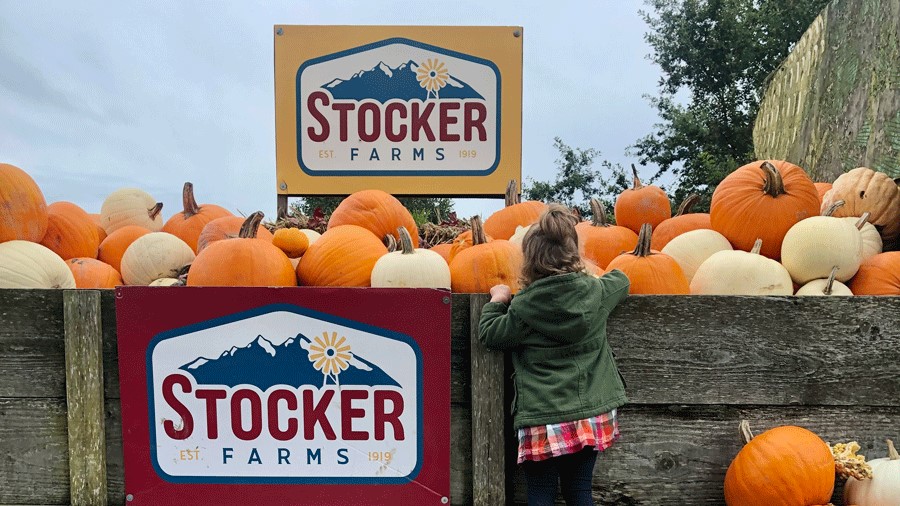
top-left (469, 293), bottom-right (506, 505)
top-left (277, 194), bottom-right (288, 219)
top-left (63, 290), bottom-right (107, 506)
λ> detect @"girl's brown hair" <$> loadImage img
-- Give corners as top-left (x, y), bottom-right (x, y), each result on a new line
top-left (519, 203), bottom-right (584, 288)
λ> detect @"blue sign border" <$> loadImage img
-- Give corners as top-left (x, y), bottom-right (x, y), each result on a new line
top-left (295, 37), bottom-right (502, 176)
top-left (146, 303), bottom-right (424, 485)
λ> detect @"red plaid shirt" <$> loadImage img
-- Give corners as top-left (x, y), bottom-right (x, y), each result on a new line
top-left (517, 409), bottom-right (619, 463)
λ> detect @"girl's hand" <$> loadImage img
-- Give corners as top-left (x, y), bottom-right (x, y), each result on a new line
top-left (489, 284), bottom-right (512, 304)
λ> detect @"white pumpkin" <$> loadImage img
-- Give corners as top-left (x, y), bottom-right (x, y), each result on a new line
top-left (121, 232), bottom-right (195, 285)
top-left (781, 214), bottom-right (862, 284)
top-left (371, 227), bottom-right (450, 289)
top-left (795, 266), bottom-right (853, 296)
top-left (844, 439), bottom-right (900, 505)
top-left (100, 188), bottom-right (164, 234)
top-left (149, 277), bottom-right (182, 286)
top-left (289, 257), bottom-right (301, 270)
top-left (0, 240), bottom-right (76, 288)
top-left (298, 229), bottom-right (321, 245)
top-left (509, 225), bottom-right (531, 247)
top-left (690, 239), bottom-right (793, 295)
top-left (848, 213), bottom-right (883, 262)
top-left (661, 229), bottom-right (733, 283)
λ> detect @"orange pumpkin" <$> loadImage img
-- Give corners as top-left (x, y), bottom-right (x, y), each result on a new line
top-left (188, 212), bottom-right (296, 287)
top-left (483, 180), bottom-right (547, 240)
top-left (848, 251), bottom-right (900, 295)
top-left (98, 225), bottom-right (151, 273)
top-left (448, 229), bottom-right (493, 264)
top-left (297, 225), bottom-right (388, 287)
top-left (272, 228), bottom-right (310, 258)
top-left (725, 421), bottom-right (835, 505)
top-left (814, 182), bottom-right (832, 203)
top-left (614, 164), bottom-right (672, 234)
top-left (711, 160), bottom-right (819, 260)
top-left (429, 243), bottom-right (453, 264)
top-left (197, 215), bottom-right (274, 252)
top-left (66, 258), bottom-right (122, 289)
top-left (450, 216), bottom-right (523, 293)
top-left (327, 189), bottom-right (419, 247)
top-left (650, 194), bottom-right (712, 250)
top-left (39, 202), bottom-right (100, 260)
top-left (0, 163), bottom-right (48, 243)
top-left (604, 223), bottom-right (689, 294)
top-left (162, 182), bottom-right (232, 253)
top-left (88, 213), bottom-right (107, 243)
top-left (575, 198), bottom-right (639, 269)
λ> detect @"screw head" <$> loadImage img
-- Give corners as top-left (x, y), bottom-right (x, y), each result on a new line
top-left (279, 182), bottom-right (288, 190)
top-left (276, 27), bottom-right (284, 36)
top-left (513, 30), bottom-right (521, 38)
top-left (126, 494), bottom-right (134, 502)
top-left (442, 296), bottom-right (451, 304)
top-left (441, 498), bottom-right (449, 504)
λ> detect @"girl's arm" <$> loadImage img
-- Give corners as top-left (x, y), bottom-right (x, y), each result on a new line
top-left (599, 269), bottom-right (630, 311)
top-left (478, 301), bottom-right (524, 351)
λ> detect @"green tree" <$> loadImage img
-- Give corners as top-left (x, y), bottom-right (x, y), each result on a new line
top-left (523, 138), bottom-right (629, 220)
top-left (633, 0), bottom-right (830, 206)
top-left (294, 196), bottom-right (454, 225)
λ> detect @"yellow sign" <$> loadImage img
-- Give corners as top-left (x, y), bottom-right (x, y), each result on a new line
top-left (274, 26), bottom-right (523, 196)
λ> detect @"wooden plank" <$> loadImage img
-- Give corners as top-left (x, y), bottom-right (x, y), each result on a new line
top-left (469, 293), bottom-right (505, 506)
top-left (99, 290), bottom-right (119, 401)
top-left (0, 290), bottom-right (65, 398)
top-left (63, 290), bottom-right (107, 506)
top-left (105, 399), bottom-right (124, 506)
top-left (608, 296), bottom-right (900, 406)
top-left (451, 294), bottom-right (471, 405)
top-left (509, 405), bottom-right (900, 505)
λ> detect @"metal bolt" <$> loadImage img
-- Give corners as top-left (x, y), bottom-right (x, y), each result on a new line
top-left (442, 296), bottom-right (450, 304)
top-left (276, 27), bottom-right (284, 36)
top-left (441, 498), bottom-right (449, 504)
top-left (513, 30), bottom-right (521, 38)
top-left (279, 182), bottom-right (288, 190)
top-left (126, 494), bottom-right (134, 502)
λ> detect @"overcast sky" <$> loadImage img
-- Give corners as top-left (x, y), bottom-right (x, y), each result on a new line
top-left (0, 1), bottom-right (663, 221)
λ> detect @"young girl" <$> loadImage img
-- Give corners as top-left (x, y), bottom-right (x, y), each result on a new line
top-left (478, 203), bottom-right (630, 506)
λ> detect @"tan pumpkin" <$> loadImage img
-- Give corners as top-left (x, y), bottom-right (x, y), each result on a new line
top-left (297, 225), bottom-right (388, 287)
top-left (604, 224), bottom-right (689, 294)
top-left (450, 216), bottom-right (523, 293)
top-left (100, 188), bottom-right (164, 234)
top-left (371, 227), bottom-right (451, 288)
top-left (0, 163), bottom-right (48, 243)
top-left (650, 194), bottom-right (711, 250)
top-left (0, 241), bottom-right (75, 288)
top-left (483, 180), bottom-right (547, 240)
top-left (39, 202), bottom-right (100, 260)
top-left (328, 189), bottom-right (419, 247)
top-left (576, 199), bottom-right (639, 269)
top-left (162, 182), bottom-right (232, 253)
top-left (66, 258), bottom-right (122, 289)
top-left (120, 232), bottom-right (195, 285)
top-left (691, 239), bottom-right (793, 295)
top-left (98, 225), bottom-right (151, 273)
top-left (197, 215), bottom-right (273, 252)
top-left (661, 228), bottom-right (733, 283)
top-left (614, 165), bottom-right (672, 234)
top-left (848, 252), bottom-right (900, 295)
top-left (795, 267), bottom-right (854, 296)
top-left (821, 167), bottom-right (900, 248)
top-left (188, 212), bottom-right (296, 287)
top-left (781, 201), bottom-right (863, 284)
top-left (272, 228), bottom-right (310, 258)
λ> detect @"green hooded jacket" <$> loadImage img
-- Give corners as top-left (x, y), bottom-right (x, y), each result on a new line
top-left (478, 270), bottom-right (630, 429)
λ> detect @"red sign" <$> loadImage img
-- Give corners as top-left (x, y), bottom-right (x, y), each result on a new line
top-left (116, 287), bottom-right (451, 505)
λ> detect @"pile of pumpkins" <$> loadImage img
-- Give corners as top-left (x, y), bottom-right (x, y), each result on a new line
top-left (1, 159), bottom-right (898, 296)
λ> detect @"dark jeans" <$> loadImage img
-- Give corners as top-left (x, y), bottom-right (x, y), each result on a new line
top-left (522, 447), bottom-right (598, 505)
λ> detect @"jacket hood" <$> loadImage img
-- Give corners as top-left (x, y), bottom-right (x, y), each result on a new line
top-left (510, 272), bottom-right (596, 342)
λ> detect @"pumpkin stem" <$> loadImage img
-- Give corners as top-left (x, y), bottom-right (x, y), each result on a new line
top-left (739, 420), bottom-right (754, 444)
top-left (471, 216), bottom-right (487, 246)
top-left (181, 182), bottom-right (201, 218)
top-left (822, 200), bottom-right (845, 217)
top-left (504, 180), bottom-right (520, 207)
top-left (888, 439), bottom-right (899, 460)
top-left (238, 211), bottom-right (264, 239)
top-left (149, 202), bottom-right (164, 220)
top-left (823, 266), bottom-right (838, 295)
top-left (750, 239), bottom-right (763, 255)
top-left (383, 234), bottom-right (398, 252)
top-left (675, 194), bottom-right (700, 216)
top-left (590, 198), bottom-right (609, 227)
top-left (631, 224), bottom-right (653, 257)
top-left (630, 164), bottom-right (644, 189)
top-left (396, 227), bottom-right (416, 254)
top-left (760, 161), bottom-right (786, 197)
top-left (854, 212), bottom-right (871, 230)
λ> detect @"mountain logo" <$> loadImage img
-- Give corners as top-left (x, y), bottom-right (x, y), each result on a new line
top-left (321, 59), bottom-right (484, 102)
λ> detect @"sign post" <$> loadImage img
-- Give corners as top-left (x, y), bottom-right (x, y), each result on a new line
top-left (116, 286), bottom-right (451, 505)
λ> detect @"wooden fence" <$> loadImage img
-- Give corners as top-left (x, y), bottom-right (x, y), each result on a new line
top-left (1, 289), bottom-right (898, 505)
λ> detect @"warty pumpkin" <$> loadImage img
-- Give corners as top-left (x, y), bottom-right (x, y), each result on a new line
top-left (120, 232), bottom-right (195, 286)
top-left (327, 189), bottom-right (419, 247)
top-left (614, 164), bottom-right (672, 234)
top-left (575, 199), bottom-right (639, 269)
top-left (0, 163), bottom-right (48, 243)
top-left (297, 224), bottom-right (388, 287)
top-left (162, 182), bottom-right (232, 253)
top-left (371, 227), bottom-right (451, 288)
top-left (100, 188), bottom-right (164, 234)
top-left (690, 239), bottom-right (793, 295)
top-left (821, 167), bottom-right (900, 248)
top-left (650, 194), bottom-right (712, 250)
top-left (188, 212), bottom-right (296, 287)
top-left (482, 180), bottom-right (547, 240)
top-left (450, 216), bottom-right (523, 293)
top-left (98, 225), bottom-right (151, 273)
top-left (39, 202), bottom-right (101, 260)
top-left (197, 215), bottom-right (274, 252)
top-left (780, 201), bottom-right (863, 284)
top-left (0, 241), bottom-right (75, 288)
top-left (844, 439), bottom-right (900, 505)
top-left (66, 258), bottom-right (122, 289)
top-left (660, 228), bottom-right (733, 283)
top-left (604, 223), bottom-right (689, 294)
top-left (847, 251), bottom-right (900, 295)
top-left (711, 160), bottom-right (819, 260)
